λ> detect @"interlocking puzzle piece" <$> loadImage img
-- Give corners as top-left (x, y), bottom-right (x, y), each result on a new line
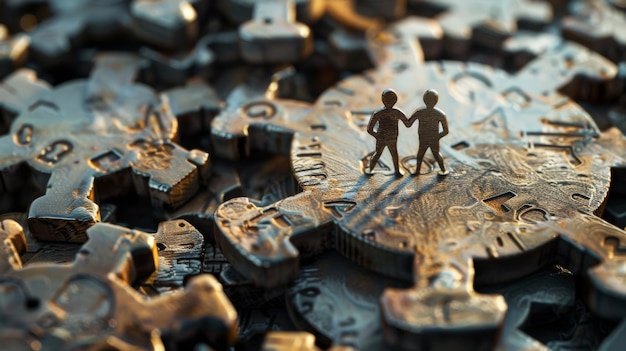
top-left (130, 0), bottom-right (199, 50)
top-left (217, 0), bottom-right (325, 25)
top-left (211, 17), bottom-right (626, 349)
top-left (211, 17), bottom-right (439, 161)
top-left (140, 33), bottom-right (217, 86)
top-left (166, 161), bottom-right (242, 236)
top-left (504, 32), bottom-right (624, 102)
top-left (166, 153), bottom-right (295, 240)
top-left (0, 207), bottom-right (114, 265)
top-left (289, 252), bottom-right (576, 350)
top-left (328, 28), bottom-right (374, 71)
top-left (0, 219), bottom-right (238, 350)
top-left (238, 0), bottom-right (313, 64)
top-left (28, 0), bottom-right (203, 65)
top-left (211, 66), bottom-right (316, 160)
top-left (218, 0), bottom-right (387, 64)
top-left (0, 53), bottom-right (210, 242)
top-left (562, 0), bottom-right (626, 64)
top-left (414, 0), bottom-right (552, 59)
top-left (0, 25), bottom-right (29, 80)
top-left (28, 0), bottom-right (130, 65)
top-left (139, 219), bottom-right (205, 294)
top-left (162, 77), bottom-right (223, 147)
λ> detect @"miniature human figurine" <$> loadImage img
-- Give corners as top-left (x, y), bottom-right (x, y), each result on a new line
top-left (367, 89), bottom-right (410, 176)
top-left (408, 89), bottom-right (449, 175)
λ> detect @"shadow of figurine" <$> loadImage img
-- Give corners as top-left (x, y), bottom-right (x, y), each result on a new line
top-left (367, 89), bottom-right (410, 176)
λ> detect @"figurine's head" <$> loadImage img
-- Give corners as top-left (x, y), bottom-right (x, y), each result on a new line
top-left (381, 89), bottom-right (397, 108)
top-left (423, 89), bottom-right (439, 108)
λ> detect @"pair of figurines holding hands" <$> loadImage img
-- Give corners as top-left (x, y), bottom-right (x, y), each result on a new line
top-left (367, 88), bottom-right (449, 177)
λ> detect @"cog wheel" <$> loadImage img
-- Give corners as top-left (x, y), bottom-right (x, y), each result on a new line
top-left (211, 17), bottom-right (626, 350)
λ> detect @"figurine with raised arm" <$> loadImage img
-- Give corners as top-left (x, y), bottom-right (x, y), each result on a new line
top-left (367, 89), bottom-right (410, 176)
top-left (409, 89), bottom-right (449, 176)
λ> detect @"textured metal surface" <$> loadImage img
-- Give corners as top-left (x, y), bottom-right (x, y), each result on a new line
top-left (0, 54), bottom-right (210, 242)
top-left (288, 252), bottom-right (578, 350)
top-left (212, 12), bottom-right (626, 350)
top-left (2, 0), bottom-right (626, 349)
top-left (0, 219), bottom-right (238, 350)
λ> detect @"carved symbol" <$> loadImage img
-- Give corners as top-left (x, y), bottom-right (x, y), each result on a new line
top-left (36, 140), bottom-right (73, 165)
top-left (522, 120), bottom-right (599, 166)
top-left (89, 149), bottom-right (122, 172)
top-left (244, 101), bottom-right (276, 119)
top-left (14, 124), bottom-right (33, 145)
top-left (323, 201), bottom-right (356, 219)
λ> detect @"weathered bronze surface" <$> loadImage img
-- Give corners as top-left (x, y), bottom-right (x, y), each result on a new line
top-left (0, 54), bottom-right (210, 242)
top-left (212, 15), bottom-right (626, 350)
top-left (2, 1), bottom-right (626, 349)
top-left (0, 219), bottom-right (238, 350)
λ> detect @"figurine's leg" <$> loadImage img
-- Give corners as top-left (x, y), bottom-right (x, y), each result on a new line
top-left (388, 142), bottom-right (403, 176)
top-left (414, 144), bottom-right (427, 175)
top-left (431, 144), bottom-right (448, 175)
top-left (369, 139), bottom-right (385, 173)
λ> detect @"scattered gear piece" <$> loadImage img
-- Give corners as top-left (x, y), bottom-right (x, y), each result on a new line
top-left (140, 219), bottom-right (205, 294)
top-left (238, 0), bottom-right (313, 64)
top-left (562, 0), bottom-right (626, 65)
top-left (166, 161), bottom-right (242, 237)
top-left (28, 0), bottom-right (130, 65)
top-left (140, 33), bottom-right (217, 86)
top-left (130, 0), bottom-right (199, 50)
top-left (0, 53), bottom-right (210, 242)
top-left (0, 219), bottom-right (238, 350)
top-left (504, 31), bottom-right (624, 102)
top-left (413, 0), bottom-right (552, 59)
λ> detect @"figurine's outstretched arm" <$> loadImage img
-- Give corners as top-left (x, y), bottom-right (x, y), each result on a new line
top-left (407, 109), bottom-right (419, 127)
top-left (400, 109), bottom-right (411, 127)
